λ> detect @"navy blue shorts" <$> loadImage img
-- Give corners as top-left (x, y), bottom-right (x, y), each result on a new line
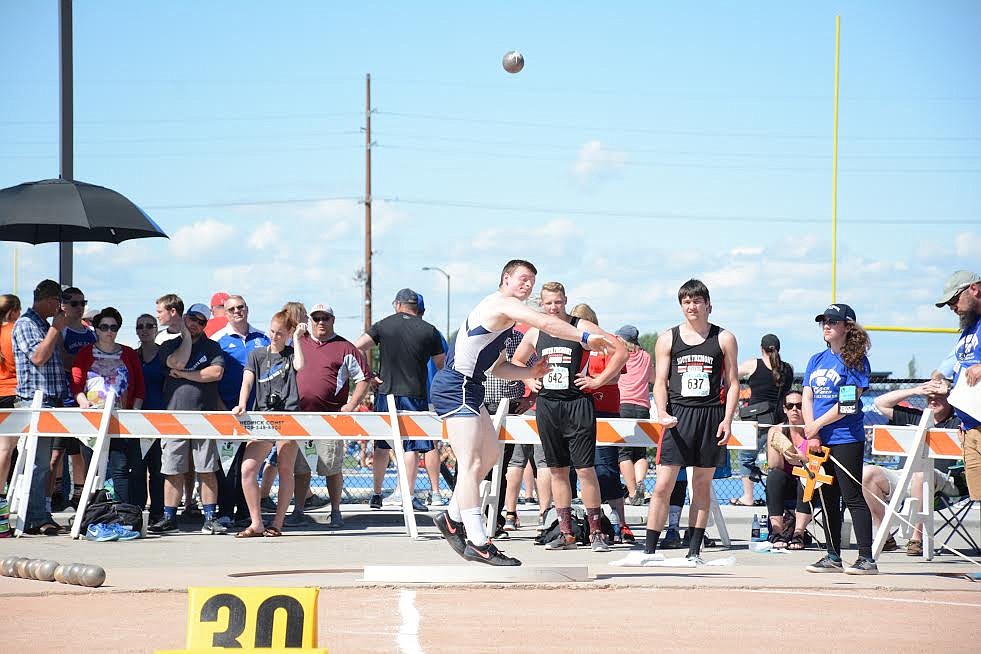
top-left (374, 395), bottom-right (435, 452)
top-left (431, 368), bottom-right (483, 419)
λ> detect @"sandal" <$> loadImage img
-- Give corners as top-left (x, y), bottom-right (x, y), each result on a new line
top-left (786, 532), bottom-right (807, 550)
top-left (263, 526), bottom-right (283, 538)
top-left (769, 533), bottom-right (789, 549)
top-left (235, 525), bottom-right (265, 538)
top-left (729, 498), bottom-right (755, 507)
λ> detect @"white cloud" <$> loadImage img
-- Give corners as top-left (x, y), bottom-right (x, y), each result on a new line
top-left (955, 231), bottom-right (981, 258)
top-left (730, 246), bottom-right (763, 257)
top-left (701, 263), bottom-right (760, 290)
top-left (170, 218), bottom-right (235, 260)
top-left (571, 140), bottom-right (626, 184)
top-left (568, 278), bottom-right (623, 304)
top-left (247, 221), bottom-right (280, 250)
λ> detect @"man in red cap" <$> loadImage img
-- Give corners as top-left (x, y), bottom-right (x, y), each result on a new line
top-left (205, 292), bottom-right (229, 337)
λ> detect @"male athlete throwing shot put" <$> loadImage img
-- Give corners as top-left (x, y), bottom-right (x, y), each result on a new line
top-left (643, 279), bottom-right (739, 563)
top-left (430, 260), bottom-right (617, 565)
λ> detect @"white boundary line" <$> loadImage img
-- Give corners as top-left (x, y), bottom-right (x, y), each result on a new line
top-left (741, 588), bottom-right (981, 609)
top-left (397, 589), bottom-right (425, 654)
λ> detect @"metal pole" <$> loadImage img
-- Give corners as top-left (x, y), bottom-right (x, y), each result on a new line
top-left (831, 15), bottom-right (840, 303)
top-left (363, 73), bottom-right (373, 334)
top-left (59, 0), bottom-right (73, 287)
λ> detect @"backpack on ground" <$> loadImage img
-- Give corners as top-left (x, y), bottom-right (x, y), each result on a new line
top-left (79, 489), bottom-right (144, 533)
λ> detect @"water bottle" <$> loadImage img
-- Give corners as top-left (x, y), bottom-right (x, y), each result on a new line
top-left (750, 514), bottom-right (760, 542)
top-left (759, 514), bottom-right (769, 542)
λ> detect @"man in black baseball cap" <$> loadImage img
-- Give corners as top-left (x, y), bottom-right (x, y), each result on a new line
top-left (814, 303), bottom-right (857, 324)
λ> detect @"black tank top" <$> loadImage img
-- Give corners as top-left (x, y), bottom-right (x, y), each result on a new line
top-left (747, 358), bottom-right (793, 417)
top-left (537, 316), bottom-right (587, 401)
top-left (668, 324), bottom-right (725, 408)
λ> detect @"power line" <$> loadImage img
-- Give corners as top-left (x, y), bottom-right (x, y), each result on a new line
top-left (375, 110), bottom-right (981, 142)
top-left (380, 196), bottom-right (979, 225)
top-left (1, 130), bottom-right (362, 146)
top-left (0, 144), bottom-right (364, 159)
top-left (143, 195), bottom-right (362, 211)
top-left (374, 143), bottom-right (981, 174)
top-left (0, 111), bottom-right (361, 127)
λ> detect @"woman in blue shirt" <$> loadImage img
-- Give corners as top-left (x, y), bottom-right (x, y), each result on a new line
top-left (136, 313), bottom-right (166, 522)
top-left (802, 304), bottom-right (876, 575)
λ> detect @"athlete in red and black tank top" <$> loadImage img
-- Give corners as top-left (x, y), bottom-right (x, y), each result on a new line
top-left (667, 323), bottom-right (725, 408)
top-left (537, 316), bottom-right (588, 401)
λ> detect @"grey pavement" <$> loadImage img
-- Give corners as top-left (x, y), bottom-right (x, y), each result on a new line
top-left (1, 501), bottom-right (979, 596)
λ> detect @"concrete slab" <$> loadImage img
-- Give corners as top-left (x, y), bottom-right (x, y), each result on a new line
top-left (362, 564), bottom-right (590, 583)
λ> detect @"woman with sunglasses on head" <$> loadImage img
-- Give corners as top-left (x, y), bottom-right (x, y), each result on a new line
top-left (135, 313), bottom-right (166, 523)
top-left (802, 304), bottom-right (876, 574)
top-left (70, 307), bottom-right (146, 506)
top-left (232, 310), bottom-right (306, 537)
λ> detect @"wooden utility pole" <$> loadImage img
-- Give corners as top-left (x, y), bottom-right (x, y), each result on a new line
top-left (363, 73), bottom-right (373, 334)
top-left (59, 0), bottom-right (73, 286)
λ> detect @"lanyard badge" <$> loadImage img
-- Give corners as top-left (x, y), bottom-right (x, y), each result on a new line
top-left (838, 384), bottom-right (857, 415)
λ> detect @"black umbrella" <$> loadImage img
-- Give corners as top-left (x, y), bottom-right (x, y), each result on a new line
top-left (0, 178), bottom-right (168, 244)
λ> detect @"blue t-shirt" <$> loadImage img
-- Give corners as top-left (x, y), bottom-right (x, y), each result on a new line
top-left (952, 316), bottom-right (981, 429)
top-left (214, 326), bottom-right (270, 408)
top-left (140, 348), bottom-right (166, 410)
top-left (803, 348), bottom-right (870, 445)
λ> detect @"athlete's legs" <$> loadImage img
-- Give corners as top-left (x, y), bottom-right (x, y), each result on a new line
top-left (575, 466), bottom-right (601, 508)
top-left (446, 409), bottom-right (498, 510)
top-left (549, 466), bottom-right (573, 508)
top-left (689, 466), bottom-right (714, 529)
top-left (273, 441), bottom-right (298, 530)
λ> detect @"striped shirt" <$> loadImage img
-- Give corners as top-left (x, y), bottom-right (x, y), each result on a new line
top-left (12, 308), bottom-right (69, 402)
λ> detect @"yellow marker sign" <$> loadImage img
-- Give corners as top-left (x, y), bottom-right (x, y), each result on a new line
top-left (157, 586), bottom-right (326, 653)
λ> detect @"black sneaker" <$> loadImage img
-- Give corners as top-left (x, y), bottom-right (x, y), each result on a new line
top-left (147, 517), bottom-right (178, 534)
top-left (806, 554), bottom-right (843, 573)
top-left (369, 493), bottom-right (383, 510)
top-left (661, 529), bottom-right (682, 549)
top-left (434, 511), bottom-right (468, 558)
top-left (260, 497), bottom-right (277, 513)
top-left (462, 540), bottom-right (521, 566)
top-left (845, 556), bottom-right (879, 575)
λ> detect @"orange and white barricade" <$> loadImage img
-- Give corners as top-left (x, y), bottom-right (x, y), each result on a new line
top-left (0, 393), bottom-right (675, 540)
top-left (870, 409), bottom-right (962, 560)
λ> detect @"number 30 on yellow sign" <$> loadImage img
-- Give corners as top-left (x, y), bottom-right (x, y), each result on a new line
top-left (156, 586), bottom-right (327, 653)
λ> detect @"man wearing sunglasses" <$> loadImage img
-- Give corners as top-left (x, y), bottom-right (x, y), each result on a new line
top-left (213, 295), bottom-right (269, 528)
top-left (934, 270), bottom-right (981, 502)
top-left (11, 279), bottom-right (70, 535)
top-left (293, 303), bottom-right (370, 529)
top-left (50, 286), bottom-right (95, 511)
top-left (151, 303), bottom-right (226, 535)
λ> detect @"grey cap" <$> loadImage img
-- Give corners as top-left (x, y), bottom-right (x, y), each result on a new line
top-left (761, 333), bottom-right (780, 351)
top-left (615, 324), bottom-right (640, 344)
top-left (185, 303), bottom-right (210, 319)
top-left (935, 270), bottom-right (980, 307)
top-left (394, 288), bottom-right (418, 305)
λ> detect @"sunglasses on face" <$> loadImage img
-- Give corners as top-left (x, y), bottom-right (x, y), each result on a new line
top-left (187, 315), bottom-right (207, 325)
top-left (226, 304), bottom-right (246, 313)
top-left (64, 300), bottom-right (87, 307)
top-left (784, 402), bottom-right (803, 410)
top-left (821, 319), bottom-right (841, 327)
top-left (947, 288), bottom-right (967, 308)
top-left (310, 314), bottom-right (332, 323)
top-left (97, 324), bottom-right (120, 333)
top-left (136, 323), bottom-right (156, 330)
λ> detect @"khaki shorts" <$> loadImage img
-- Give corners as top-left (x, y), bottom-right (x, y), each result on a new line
top-left (964, 428), bottom-right (981, 501)
top-left (160, 438), bottom-right (220, 475)
top-left (293, 440), bottom-right (345, 477)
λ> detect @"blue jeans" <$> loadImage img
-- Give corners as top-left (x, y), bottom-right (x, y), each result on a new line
top-left (108, 439), bottom-right (146, 506)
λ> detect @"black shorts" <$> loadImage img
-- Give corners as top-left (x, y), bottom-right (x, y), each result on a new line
top-left (657, 404), bottom-right (726, 468)
top-left (536, 395), bottom-right (596, 469)
top-left (618, 403), bottom-right (651, 463)
top-left (52, 436), bottom-right (81, 455)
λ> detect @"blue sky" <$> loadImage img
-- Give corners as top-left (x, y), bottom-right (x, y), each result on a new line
top-left (1, 2), bottom-right (978, 376)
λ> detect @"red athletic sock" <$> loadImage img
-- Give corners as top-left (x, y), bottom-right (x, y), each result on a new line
top-left (557, 507), bottom-right (573, 536)
top-left (586, 507), bottom-right (602, 534)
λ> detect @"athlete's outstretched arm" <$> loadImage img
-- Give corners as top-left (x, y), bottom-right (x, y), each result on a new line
top-left (498, 298), bottom-right (615, 353)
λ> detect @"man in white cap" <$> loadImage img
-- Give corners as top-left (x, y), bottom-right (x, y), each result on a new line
top-left (293, 302), bottom-right (370, 528)
top-left (934, 270), bottom-right (981, 500)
